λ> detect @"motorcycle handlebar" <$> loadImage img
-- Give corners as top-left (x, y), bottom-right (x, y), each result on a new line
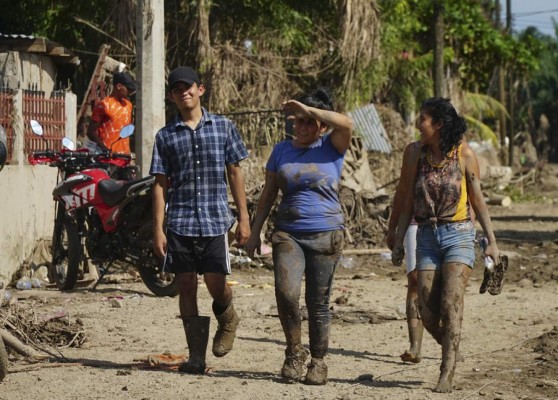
top-left (61, 151), bottom-right (91, 159)
top-left (94, 152), bottom-right (132, 160)
top-left (28, 150), bottom-right (59, 165)
top-left (30, 149), bottom-right (131, 169)
top-left (113, 153), bottom-right (132, 160)
top-left (30, 150), bottom-right (56, 158)
top-left (93, 152), bottom-right (132, 168)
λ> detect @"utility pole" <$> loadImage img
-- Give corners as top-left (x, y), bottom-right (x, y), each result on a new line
top-left (433, 1), bottom-right (445, 97)
top-left (136, 0), bottom-right (166, 177)
top-left (496, 0), bottom-right (508, 165)
top-left (507, 0), bottom-right (514, 167)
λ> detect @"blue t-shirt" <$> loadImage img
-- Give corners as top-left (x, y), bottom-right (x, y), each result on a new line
top-left (266, 134), bottom-right (345, 232)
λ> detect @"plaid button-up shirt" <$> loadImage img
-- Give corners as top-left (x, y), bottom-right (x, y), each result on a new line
top-left (149, 109), bottom-right (249, 237)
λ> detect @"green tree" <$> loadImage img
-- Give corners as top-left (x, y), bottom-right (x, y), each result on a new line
top-left (521, 26), bottom-right (558, 161)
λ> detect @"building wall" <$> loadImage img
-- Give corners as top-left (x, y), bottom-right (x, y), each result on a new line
top-left (0, 89), bottom-right (76, 284)
top-left (0, 164), bottom-right (58, 283)
top-left (0, 51), bottom-right (57, 95)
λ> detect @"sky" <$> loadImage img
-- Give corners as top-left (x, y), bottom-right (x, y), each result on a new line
top-left (510, 0), bottom-right (558, 36)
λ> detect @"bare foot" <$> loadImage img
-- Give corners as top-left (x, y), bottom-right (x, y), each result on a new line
top-left (434, 369), bottom-right (454, 393)
top-left (434, 379), bottom-right (453, 393)
top-left (400, 350), bottom-right (421, 363)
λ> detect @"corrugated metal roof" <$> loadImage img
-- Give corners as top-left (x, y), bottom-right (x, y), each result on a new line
top-left (348, 103), bottom-right (392, 154)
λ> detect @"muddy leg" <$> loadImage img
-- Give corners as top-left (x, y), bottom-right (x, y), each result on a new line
top-left (401, 270), bottom-right (423, 363)
top-left (273, 232), bottom-right (304, 348)
top-left (303, 230), bottom-right (342, 385)
top-left (304, 260), bottom-right (336, 384)
top-left (272, 231), bottom-right (307, 381)
top-left (417, 269), bottom-right (443, 345)
top-left (434, 262), bottom-right (468, 393)
top-left (305, 254), bottom-right (337, 360)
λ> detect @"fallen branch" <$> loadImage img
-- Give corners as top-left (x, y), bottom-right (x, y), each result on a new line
top-left (461, 381), bottom-right (496, 400)
top-left (0, 328), bottom-right (48, 360)
top-left (464, 335), bottom-right (541, 359)
top-left (60, 330), bottom-right (86, 349)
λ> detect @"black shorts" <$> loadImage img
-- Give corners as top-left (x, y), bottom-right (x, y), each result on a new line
top-left (166, 230), bottom-right (231, 275)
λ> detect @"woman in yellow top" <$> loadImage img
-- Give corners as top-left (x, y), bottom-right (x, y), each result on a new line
top-left (391, 97), bottom-right (500, 393)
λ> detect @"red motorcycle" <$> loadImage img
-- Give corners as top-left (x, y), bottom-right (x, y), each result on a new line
top-left (28, 120), bottom-right (178, 297)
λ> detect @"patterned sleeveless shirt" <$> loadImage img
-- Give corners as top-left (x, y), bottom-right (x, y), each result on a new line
top-left (414, 143), bottom-right (469, 224)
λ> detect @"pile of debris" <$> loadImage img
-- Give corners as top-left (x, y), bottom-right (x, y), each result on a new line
top-left (0, 298), bottom-right (86, 361)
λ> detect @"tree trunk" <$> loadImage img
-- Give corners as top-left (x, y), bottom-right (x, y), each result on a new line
top-left (433, 1), bottom-right (445, 97)
top-left (496, 0), bottom-right (508, 164)
top-left (486, 194), bottom-right (512, 207)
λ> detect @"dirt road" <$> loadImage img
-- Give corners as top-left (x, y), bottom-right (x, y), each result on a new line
top-left (1, 201), bottom-right (558, 400)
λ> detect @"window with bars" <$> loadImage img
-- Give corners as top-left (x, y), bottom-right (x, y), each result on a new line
top-left (23, 90), bottom-right (66, 155)
top-left (0, 89), bottom-right (67, 164)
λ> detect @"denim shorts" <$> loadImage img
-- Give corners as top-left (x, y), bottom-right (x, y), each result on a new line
top-left (416, 220), bottom-right (476, 270)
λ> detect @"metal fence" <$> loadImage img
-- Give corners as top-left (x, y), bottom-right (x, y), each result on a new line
top-left (220, 109), bottom-right (288, 149)
top-left (0, 89), bottom-right (15, 163)
top-left (23, 89), bottom-right (66, 153)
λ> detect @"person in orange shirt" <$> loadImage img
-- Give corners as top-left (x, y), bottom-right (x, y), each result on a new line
top-left (86, 72), bottom-right (136, 154)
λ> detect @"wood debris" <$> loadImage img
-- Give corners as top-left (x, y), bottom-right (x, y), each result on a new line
top-left (0, 301), bottom-right (87, 356)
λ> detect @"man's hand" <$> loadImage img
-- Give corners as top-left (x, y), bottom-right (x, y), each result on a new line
top-left (153, 230), bottom-right (167, 259)
top-left (235, 219), bottom-right (250, 247)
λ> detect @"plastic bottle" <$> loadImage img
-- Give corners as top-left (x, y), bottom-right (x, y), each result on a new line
top-left (340, 256), bottom-right (355, 269)
top-left (16, 277), bottom-right (32, 290)
top-left (30, 277), bottom-right (42, 288)
top-left (3, 290), bottom-right (12, 304)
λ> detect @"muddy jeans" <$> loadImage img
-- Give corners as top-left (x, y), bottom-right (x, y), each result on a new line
top-left (272, 229), bottom-right (344, 358)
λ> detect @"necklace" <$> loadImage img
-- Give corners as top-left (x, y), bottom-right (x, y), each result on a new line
top-left (427, 146), bottom-right (447, 168)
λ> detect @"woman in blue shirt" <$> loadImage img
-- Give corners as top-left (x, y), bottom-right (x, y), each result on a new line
top-left (246, 88), bottom-right (352, 385)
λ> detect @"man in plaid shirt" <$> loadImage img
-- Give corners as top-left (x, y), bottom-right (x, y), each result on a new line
top-left (150, 66), bottom-right (250, 374)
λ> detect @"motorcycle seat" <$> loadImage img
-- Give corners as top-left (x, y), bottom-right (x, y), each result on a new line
top-left (98, 176), bottom-right (154, 207)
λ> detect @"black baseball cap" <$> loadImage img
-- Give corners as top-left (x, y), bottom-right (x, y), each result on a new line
top-left (113, 72), bottom-right (136, 91)
top-left (168, 66), bottom-right (200, 88)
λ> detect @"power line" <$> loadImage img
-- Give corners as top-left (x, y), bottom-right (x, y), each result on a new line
top-left (498, 10), bottom-right (558, 18)
top-left (514, 8), bottom-right (558, 17)
top-left (514, 19), bottom-right (556, 25)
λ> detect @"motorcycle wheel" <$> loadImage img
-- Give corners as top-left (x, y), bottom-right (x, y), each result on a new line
top-left (0, 338), bottom-right (8, 382)
top-left (50, 204), bottom-right (83, 290)
top-left (137, 223), bottom-right (179, 297)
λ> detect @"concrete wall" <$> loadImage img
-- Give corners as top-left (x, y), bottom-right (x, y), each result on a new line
top-left (0, 164), bottom-right (58, 283)
top-left (0, 51), bottom-right (57, 95)
top-left (0, 89), bottom-right (76, 283)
